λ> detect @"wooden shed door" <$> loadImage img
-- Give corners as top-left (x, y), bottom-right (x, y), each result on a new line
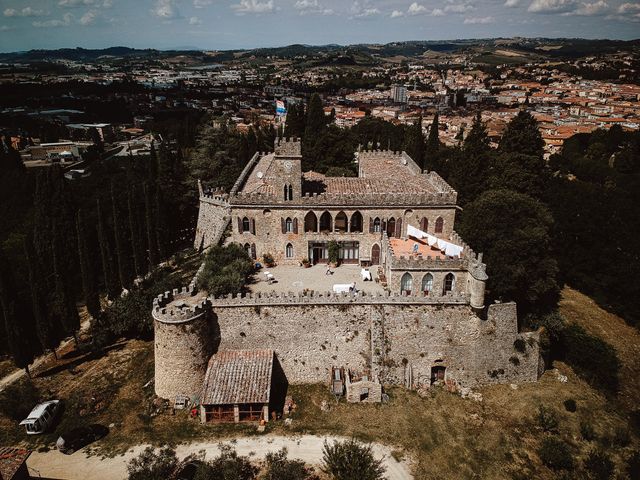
top-left (371, 244), bottom-right (380, 265)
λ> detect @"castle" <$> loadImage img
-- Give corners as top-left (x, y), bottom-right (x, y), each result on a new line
top-left (153, 139), bottom-right (542, 419)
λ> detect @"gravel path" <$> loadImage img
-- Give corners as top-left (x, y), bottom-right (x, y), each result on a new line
top-left (27, 434), bottom-right (413, 480)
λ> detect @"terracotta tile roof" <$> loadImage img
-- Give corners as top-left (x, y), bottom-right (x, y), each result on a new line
top-left (201, 350), bottom-right (274, 405)
top-left (0, 447), bottom-right (31, 480)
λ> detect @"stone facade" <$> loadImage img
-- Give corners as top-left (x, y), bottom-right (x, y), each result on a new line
top-left (152, 289), bottom-right (541, 399)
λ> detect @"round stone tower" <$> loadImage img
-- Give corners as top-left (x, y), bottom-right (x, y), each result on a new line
top-left (152, 286), bottom-right (215, 400)
top-left (468, 253), bottom-right (488, 310)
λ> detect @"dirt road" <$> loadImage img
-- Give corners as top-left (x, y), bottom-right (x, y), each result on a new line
top-left (27, 434), bottom-right (413, 480)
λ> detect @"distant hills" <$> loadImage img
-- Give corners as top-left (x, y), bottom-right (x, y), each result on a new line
top-left (1, 38), bottom-right (639, 64)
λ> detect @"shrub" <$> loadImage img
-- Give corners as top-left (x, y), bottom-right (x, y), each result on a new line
top-left (194, 445), bottom-right (258, 480)
top-left (198, 244), bottom-right (254, 297)
top-left (127, 446), bottom-right (178, 480)
top-left (561, 323), bottom-right (620, 394)
top-left (613, 426), bottom-right (631, 447)
top-left (580, 420), bottom-right (596, 441)
top-left (328, 241), bottom-right (340, 265)
top-left (626, 450), bottom-right (640, 480)
top-left (538, 437), bottom-right (574, 470)
top-left (263, 447), bottom-right (315, 480)
top-left (536, 405), bottom-right (559, 433)
top-left (321, 439), bottom-right (385, 480)
top-left (0, 378), bottom-right (40, 421)
top-left (583, 448), bottom-right (614, 480)
top-left (262, 253), bottom-right (275, 267)
top-left (514, 338), bottom-right (527, 353)
top-left (563, 399), bottom-right (577, 413)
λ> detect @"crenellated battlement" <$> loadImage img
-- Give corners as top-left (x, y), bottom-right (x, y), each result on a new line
top-left (230, 190), bottom-right (457, 207)
top-left (152, 285), bottom-right (211, 324)
top-left (230, 152), bottom-right (261, 196)
top-left (274, 137), bottom-right (302, 157)
top-left (209, 289), bottom-right (470, 307)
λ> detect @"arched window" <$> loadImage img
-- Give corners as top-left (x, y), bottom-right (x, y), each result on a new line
top-left (387, 217), bottom-right (396, 238)
top-left (435, 217), bottom-right (444, 234)
top-left (285, 243), bottom-right (294, 258)
top-left (401, 273), bottom-right (413, 295)
top-left (319, 211), bottom-right (332, 232)
top-left (443, 273), bottom-right (455, 294)
top-left (242, 217), bottom-right (250, 233)
top-left (304, 211), bottom-right (318, 232)
top-left (285, 217), bottom-right (293, 233)
top-left (350, 211), bottom-right (363, 233)
top-left (244, 243), bottom-right (251, 257)
top-left (420, 217), bottom-right (428, 232)
top-left (284, 184), bottom-right (293, 201)
top-left (373, 217), bottom-right (381, 233)
top-left (422, 273), bottom-right (433, 295)
top-left (335, 211), bottom-right (348, 232)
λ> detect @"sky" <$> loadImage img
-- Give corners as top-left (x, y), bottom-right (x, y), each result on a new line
top-left (0, 0), bottom-right (638, 52)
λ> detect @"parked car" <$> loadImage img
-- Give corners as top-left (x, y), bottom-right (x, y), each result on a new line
top-left (19, 400), bottom-right (62, 435)
top-left (56, 424), bottom-right (109, 454)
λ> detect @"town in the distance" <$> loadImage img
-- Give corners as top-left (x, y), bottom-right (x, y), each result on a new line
top-left (0, 38), bottom-right (639, 480)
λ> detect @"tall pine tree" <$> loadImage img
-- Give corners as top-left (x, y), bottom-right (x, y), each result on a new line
top-left (52, 226), bottom-right (81, 343)
top-left (144, 182), bottom-right (159, 270)
top-left (97, 198), bottom-right (119, 299)
top-left (127, 185), bottom-right (144, 278)
top-left (425, 113), bottom-right (440, 170)
top-left (111, 183), bottom-right (132, 289)
top-left (77, 210), bottom-right (101, 319)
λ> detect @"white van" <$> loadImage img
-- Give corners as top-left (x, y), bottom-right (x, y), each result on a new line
top-left (19, 400), bottom-right (61, 435)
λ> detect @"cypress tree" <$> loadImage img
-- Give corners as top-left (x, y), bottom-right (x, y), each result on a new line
top-left (97, 198), bottom-right (119, 299)
top-left (404, 115), bottom-right (424, 168)
top-left (154, 184), bottom-right (166, 261)
top-left (425, 113), bottom-right (440, 171)
top-left (24, 237), bottom-right (61, 358)
top-left (111, 183), bottom-right (132, 289)
top-left (0, 248), bottom-right (36, 376)
top-left (52, 225), bottom-right (81, 344)
top-left (144, 182), bottom-right (159, 269)
top-left (127, 185), bottom-right (144, 278)
top-left (305, 94), bottom-right (326, 136)
top-left (76, 210), bottom-right (101, 319)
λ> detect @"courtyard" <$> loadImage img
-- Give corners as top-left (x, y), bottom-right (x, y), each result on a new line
top-left (248, 264), bottom-right (388, 295)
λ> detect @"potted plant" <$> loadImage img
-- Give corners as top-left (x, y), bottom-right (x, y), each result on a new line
top-left (301, 258), bottom-right (311, 268)
top-left (328, 240), bottom-right (340, 268)
top-left (263, 253), bottom-right (275, 268)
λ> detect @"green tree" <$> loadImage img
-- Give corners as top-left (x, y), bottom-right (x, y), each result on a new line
top-left (321, 439), bottom-right (385, 480)
top-left (197, 244), bottom-right (254, 297)
top-left (425, 113), bottom-right (440, 170)
top-left (0, 248), bottom-right (37, 376)
top-left (52, 226), bottom-right (81, 343)
top-left (127, 446), bottom-right (178, 480)
top-left (76, 210), bottom-right (101, 319)
top-left (263, 448), bottom-right (313, 480)
top-left (403, 115), bottom-right (424, 168)
top-left (127, 185), bottom-right (145, 278)
top-left (193, 445), bottom-right (258, 480)
top-left (24, 237), bottom-right (62, 357)
top-left (498, 110), bottom-right (545, 159)
top-left (459, 189), bottom-right (559, 314)
top-left (96, 199), bottom-right (119, 299)
top-left (111, 184), bottom-right (132, 289)
top-left (144, 182), bottom-right (159, 270)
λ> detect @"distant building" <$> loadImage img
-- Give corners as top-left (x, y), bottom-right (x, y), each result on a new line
top-left (392, 85), bottom-right (408, 104)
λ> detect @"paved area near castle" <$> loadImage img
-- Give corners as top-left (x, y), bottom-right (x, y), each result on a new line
top-left (27, 435), bottom-right (413, 480)
top-left (248, 264), bottom-right (387, 295)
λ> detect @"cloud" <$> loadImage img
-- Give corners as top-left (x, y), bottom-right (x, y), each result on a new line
top-left (33, 12), bottom-right (74, 27)
top-left (528, 0), bottom-right (577, 13)
top-left (189, 15), bottom-right (202, 24)
top-left (463, 15), bottom-right (494, 22)
top-left (58, 0), bottom-right (98, 7)
top-left (152, 0), bottom-right (180, 19)
top-left (605, 1), bottom-right (640, 20)
top-left (294, 0), bottom-right (334, 15)
top-left (231, 0), bottom-right (275, 14)
top-left (351, 1), bottom-right (380, 17)
top-left (408, 2), bottom-right (428, 14)
top-left (618, 1), bottom-right (640, 12)
top-left (79, 10), bottom-right (97, 24)
top-left (572, 0), bottom-right (608, 14)
top-left (390, 9), bottom-right (404, 16)
top-left (193, 0), bottom-right (213, 7)
top-left (4, 7), bottom-right (46, 17)
top-left (444, 3), bottom-right (475, 12)
top-left (504, 0), bottom-right (520, 6)
top-left (0, 25), bottom-right (15, 31)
